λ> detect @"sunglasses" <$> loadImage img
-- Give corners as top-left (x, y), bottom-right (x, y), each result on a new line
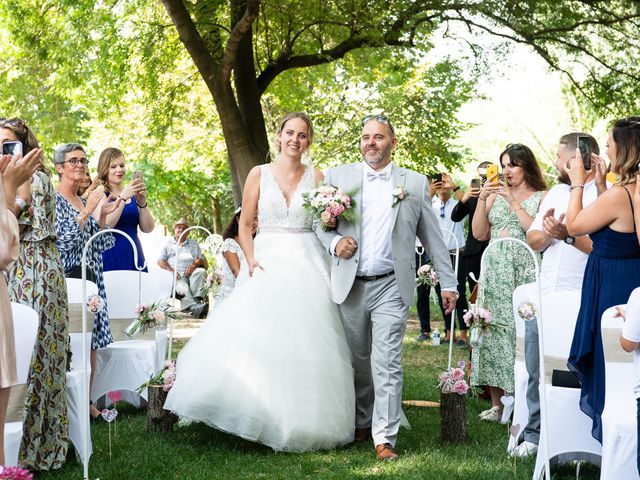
top-left (505, 143), bottom-right (525, 150)
top-left (361, 114), bottom-right (395, 134)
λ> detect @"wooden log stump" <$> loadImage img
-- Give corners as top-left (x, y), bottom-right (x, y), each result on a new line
top-left (440, 392), bottom-right (468, 443)
top-left (146, 385), bottom-right (177, 433)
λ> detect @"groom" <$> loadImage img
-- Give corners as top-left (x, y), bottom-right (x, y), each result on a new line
top-left (314, 114), bottom-right (458, 461)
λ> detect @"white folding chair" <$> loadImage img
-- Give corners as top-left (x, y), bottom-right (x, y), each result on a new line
top-left (600, 304), bottom-right (638, 480)
top-left (507, 282), bottom-right (536, 451)
top-left (92, 271), bottom-right (167, 405)
top-left (3, 303), bottom-right (38, 466)
top-left (533, 291), bottom-right (602, 479)
top-left (64, 278), bottom-right (98, 463)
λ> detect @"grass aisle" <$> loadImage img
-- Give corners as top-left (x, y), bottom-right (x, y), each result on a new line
top-left (40, 317), bottom-right (599, 479)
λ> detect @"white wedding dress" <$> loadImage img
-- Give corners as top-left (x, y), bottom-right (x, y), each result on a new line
top-left (164, 164), bottom-right (356, 451)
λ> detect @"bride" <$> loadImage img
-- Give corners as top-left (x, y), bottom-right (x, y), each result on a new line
top-left (164, 112), bottom-right (356, 451)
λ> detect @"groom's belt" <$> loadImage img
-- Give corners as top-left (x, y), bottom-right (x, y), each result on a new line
top-left (356, 271), bottom-right (395, 282)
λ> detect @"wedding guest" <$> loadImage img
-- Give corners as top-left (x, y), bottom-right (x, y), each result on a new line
top-left (428, 179), bottom-right (467, 345)
top-left (217, 208), bottom-right (257, 305)
top-left (77, 170), bottom-right (94, 198)
top-left (566, 116), bottom-right (640, 443)
top-left (471, 143), bottom-right (547, 422)
top-left (450, 162), bottom-right (492, 295)
top-left (0, 145), bottom-right (40, 466)
top-left (620, 287), bottom-right (640, 477)
top-left (157, 218), bottom-right (209, 318)
top-left (1, 119), bottom-right (71, 471)
top-left (54, 143), bottom-right (116, 419)
top-left (97, 148), bottom-right (153, 271)
top-left (517, 133), bottom-right (604, 457)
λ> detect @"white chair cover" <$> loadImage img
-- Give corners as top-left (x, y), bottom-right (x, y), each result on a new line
top-left (65, 369), bottom-right (92, 463)
top-left (93, 271), bottom-right (168, 405)
top-left (507, 282), bottom-right (536, 450)
top-left (533, 290), bottom-right (602, 479)
top-left (600, 305), bottom-right (638, 480)
top-left (3, 303), bottom-right (38, 466)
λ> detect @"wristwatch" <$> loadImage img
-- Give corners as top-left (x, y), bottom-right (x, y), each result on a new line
top-left (564, 235), bottom-right (575, 245)
top-left (452, 186), bottom-right (460, 192)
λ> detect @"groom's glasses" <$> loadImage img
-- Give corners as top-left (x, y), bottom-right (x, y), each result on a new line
top-left (361, 114), bottom-right (395, 135)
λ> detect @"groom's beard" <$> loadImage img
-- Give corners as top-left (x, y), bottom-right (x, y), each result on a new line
top-left (361, 144), bottom-right (393, 167)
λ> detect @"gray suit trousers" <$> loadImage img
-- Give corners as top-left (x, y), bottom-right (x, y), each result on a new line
top-left (339, 274), bottom-right (408, 448)
top-left (523, 317), bottom-right (540, 444)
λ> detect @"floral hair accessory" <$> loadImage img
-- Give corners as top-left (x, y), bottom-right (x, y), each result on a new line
top-left (391, 186), bottom-right (408, 207)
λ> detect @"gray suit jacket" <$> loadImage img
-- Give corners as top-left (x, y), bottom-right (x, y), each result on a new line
top-left (314, 162), bottom-right (457, 306)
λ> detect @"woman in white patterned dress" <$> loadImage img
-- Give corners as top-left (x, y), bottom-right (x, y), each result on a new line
top-left (215, 208), bottom-right (257, 306)
top-left (165, 113), bottom-right (355, 451)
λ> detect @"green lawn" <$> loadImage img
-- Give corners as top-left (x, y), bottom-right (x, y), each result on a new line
top-left (38, 316), bottom-right (600, 480)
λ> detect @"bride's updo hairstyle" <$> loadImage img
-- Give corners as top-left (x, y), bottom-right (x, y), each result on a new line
top-left (611, 116), bottom-right (640, 185)
top-left (275, 112), bottom-right (314, 153)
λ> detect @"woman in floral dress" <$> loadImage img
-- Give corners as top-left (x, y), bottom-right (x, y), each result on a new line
top-left (470, 143), bottom-right (547, 422)
top-left (53, 143), bottom-right (116, 419)
top-left (1, 118), bottom-right (70, 470)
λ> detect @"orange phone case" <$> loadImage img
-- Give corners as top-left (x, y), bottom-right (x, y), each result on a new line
top-left (486, 164), bottom-right (499, 183)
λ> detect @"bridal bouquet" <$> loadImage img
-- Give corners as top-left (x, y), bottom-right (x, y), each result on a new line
top-left (302, 185), bottom-right (357, 230)
top-left (125, 300), bottom-right (178, 338)
top-left (437, 361), bottom-right (470, 396)
top-left (206, 271), bottom-right (223, 296)
top-left (415, 263), bottom-right (439, 287)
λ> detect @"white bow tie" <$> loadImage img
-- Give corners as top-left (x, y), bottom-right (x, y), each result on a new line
top-left (366, 171), bottom-right (390, 182)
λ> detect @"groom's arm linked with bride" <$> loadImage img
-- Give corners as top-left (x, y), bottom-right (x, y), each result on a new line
top-left (312, 121), bottom-right (458, 461)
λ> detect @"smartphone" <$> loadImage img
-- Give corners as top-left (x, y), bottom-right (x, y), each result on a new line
top-left (470, 178), bottom-right (481, 189)
top-left (132, 170), bottom-right (143, 181)
top-left (486, 164), bottom-right (499, 184)
top-left (577, 135), bottom-right (592, 170)
top-left (2, 141), bottom-right (22, 158)
top-left (433, 173), bottom-right (443, 183)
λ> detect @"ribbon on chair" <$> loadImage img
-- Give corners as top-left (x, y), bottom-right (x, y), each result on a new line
top-left (6, 384), bottom-right (27, 423)
top-left (515, 336), bottom-right (525, 362)
top-left (68, 303), bottom-right (95, 333)
top-left (602, 328), bottom-right (634, 364)
top-left (109, 318), bottom-right (156, 342)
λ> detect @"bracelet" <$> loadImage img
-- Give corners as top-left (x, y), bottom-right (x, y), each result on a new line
top-left (453, 186), bottom-right (460, 192)
top-left (138, 201), bottom-right (148, 208)
top-left (569, 185), bottom-right (584, 191)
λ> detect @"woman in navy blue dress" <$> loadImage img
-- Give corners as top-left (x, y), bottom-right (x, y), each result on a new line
top-left (565, 117), bottom-right (640, 442)
top-left (97, 148), bottom-right (154, 271)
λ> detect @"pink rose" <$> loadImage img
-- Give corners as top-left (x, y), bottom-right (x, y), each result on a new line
top-left (320, 210), bottom-right (332, 223)
top-left (453, 380), bottom-right (469, 395)
top-left (452, 368), bottom-right (464, 381)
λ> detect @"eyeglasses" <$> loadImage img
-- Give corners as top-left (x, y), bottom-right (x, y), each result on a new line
top-left (62, 158), bottom-right (89, 167)
top-left (361, 114), bottom-right (395, 135)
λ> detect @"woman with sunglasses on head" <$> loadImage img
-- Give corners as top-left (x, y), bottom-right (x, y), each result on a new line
top-left (565, 117), bottom-right (640, 444)
top-left (54, 143), bottom-right (117, 419)
top-left (1, 118), bottom-right (72, 471)
top-left (471, 143), bottom-right (547, 422)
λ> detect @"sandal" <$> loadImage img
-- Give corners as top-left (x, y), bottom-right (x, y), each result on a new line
top-left (479, 406), bottom-right (501, 422)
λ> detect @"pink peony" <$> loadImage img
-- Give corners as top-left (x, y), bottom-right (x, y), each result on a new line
top-left (452, 368), bottom-right (464, 381)
top-left (453, 380), bottom-right (469, 395)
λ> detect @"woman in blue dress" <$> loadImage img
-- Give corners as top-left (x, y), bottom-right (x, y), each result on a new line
top-left (54, 143), bottom-right (117, 419)
top-left (97, 147), bottom-right (154, 271)
top-left (565, 117), bottom-right (640, 442)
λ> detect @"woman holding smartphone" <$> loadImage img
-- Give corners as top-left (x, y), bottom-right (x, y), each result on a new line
top-left (470, 143), bottom-right (547, 422)
top-left (565, 116), bottom-right (640, 443)
top-left (97, 147), bottom-right (154, 271)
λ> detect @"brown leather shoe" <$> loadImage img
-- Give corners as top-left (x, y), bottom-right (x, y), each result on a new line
top-left (354, 427), bottom-right (371, 443)
top-left (375, 443), bottom-right (399, 461)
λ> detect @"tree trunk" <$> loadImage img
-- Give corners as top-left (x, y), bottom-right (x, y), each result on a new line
top-left (440, 392), bottom-right (468, 443)
top-left (146, 385), bottom-right (178, 433)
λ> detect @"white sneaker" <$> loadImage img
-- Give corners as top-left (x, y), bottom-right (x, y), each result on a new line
top-left (510, 441), bottom-right (538, 458)
top-left (479, 406), bottom-right (501, 422)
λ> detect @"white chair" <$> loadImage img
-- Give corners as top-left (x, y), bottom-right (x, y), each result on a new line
top-left (600, 304), bottom-right (638, 480)
top-left (507, 282), bottom-right (535, 451)
top-left (92, 271), bottom-right (168, 405)
top-left (64, 278), bottom-right (98, 464)
top-left (533, 290), bottom-right (602, 479)
top-left (147, 267), bottom-right (174, 299)
top-left (3, 303), bottom-right (38, 466)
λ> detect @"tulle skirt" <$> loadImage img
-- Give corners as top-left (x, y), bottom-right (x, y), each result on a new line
top-left (164, 231), bottom-right (356, 451)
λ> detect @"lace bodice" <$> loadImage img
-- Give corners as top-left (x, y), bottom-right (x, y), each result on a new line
top-left (258, 164), bottom-right (314, 231)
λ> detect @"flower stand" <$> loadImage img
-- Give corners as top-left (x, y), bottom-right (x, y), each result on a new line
top-left (440, 392), bottom-right (468, 443)
top-left (146, 385), bottom-right (177, 433)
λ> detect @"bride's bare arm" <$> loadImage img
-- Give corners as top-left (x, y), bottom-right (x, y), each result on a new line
top-left (238, 166), bottom-right (261, 275)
